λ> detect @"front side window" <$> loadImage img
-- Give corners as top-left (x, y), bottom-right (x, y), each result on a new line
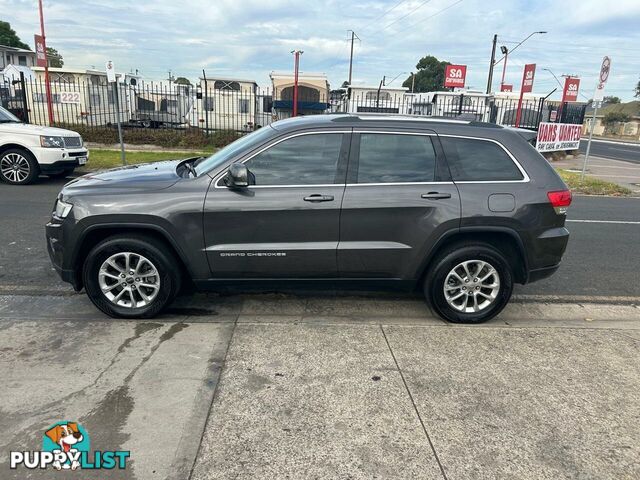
top-left (356, 133), bottom-right (436, 184)
top-left (245, 133), bottom-right (343, 186)
top-left (239, 98), bottom-right (249, 114)
top-left (440, 137), bottom-right (524, 181)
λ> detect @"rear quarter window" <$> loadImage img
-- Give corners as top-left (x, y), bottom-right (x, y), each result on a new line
top-left (441, 137), bottom-right (524, 181)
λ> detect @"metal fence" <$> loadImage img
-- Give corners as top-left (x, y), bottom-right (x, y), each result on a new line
top-left (1, 75), bottom-right (585, 135)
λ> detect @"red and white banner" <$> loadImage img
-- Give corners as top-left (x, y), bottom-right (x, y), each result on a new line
top-left (500, 84), bottom-right (513, 92)
top-left (561, 77), bottom-right (580, 103)
top-left (444, 64), bottom-right (467, 88)
top-left (536, 122), bottom-right (582, 152)
top-left (521, 63), bottom-right (536, 93)
top-left (34, 34), bottom-right (47, 67)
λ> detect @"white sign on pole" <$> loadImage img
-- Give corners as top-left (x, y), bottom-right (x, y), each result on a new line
top-left (592, 56), bottom-right (611, 102)
top-left (105, 60), bottom-right (116, 83)
top-left (582, 56), bottom-right (611, 181)
top-left (536, 122), bottom-right (582, 152)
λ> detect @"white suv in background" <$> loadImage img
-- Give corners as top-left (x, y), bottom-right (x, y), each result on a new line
top-left (0, 106), bottom-right (89, 185)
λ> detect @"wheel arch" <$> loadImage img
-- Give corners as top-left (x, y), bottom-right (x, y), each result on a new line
top-left (0, 142), bottom-right (37, 158)
top-left (71, 224), bottom-right (194, 291)
top-left (416, 226), bottom-right (529, 285)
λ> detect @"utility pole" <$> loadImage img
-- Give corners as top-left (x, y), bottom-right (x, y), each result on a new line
top-left (411, 72), bottom-right (415, 93)
top-left (486, 34), bottom-right (497, 94)
top-left (38, 0), bottom-right (54, 125)
top-left (291, 50), bottom-right (303, 117)
top-left (347, 30), bottom-right (360, 86)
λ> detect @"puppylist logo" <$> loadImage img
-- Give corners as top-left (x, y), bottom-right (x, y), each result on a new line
top-left (10, 421), bottom-right (130, 471)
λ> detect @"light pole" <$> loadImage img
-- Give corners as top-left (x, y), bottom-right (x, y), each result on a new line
top-left (542, 68), bottom-right (564, 88)
top-left (499, 46), bottom-right (508, 91)
top-left (487, 31), bottom-right (546, 93)
top-left (291, 50), bottom-right (303, 117)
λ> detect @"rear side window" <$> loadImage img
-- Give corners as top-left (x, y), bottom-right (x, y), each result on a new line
top-left (441, 137), bottom-right (524, 181)
top-left (357, 133), bottom-right (436, 183)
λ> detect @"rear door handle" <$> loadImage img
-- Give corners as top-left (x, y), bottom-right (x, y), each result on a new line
top-left (421, 192), bottom-right (451, 200)
top-left (304, 194), bottom-right (334, 202)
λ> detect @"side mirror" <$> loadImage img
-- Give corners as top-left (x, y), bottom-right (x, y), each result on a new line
top-left (224, 163), bottom-right (249, 188)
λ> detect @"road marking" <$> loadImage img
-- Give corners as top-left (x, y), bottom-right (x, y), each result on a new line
top-left (567, 219), bottom-right (640, 225)
top-left (581, 138), bottom-right (640, 147)
top-left (590, 164), bottom-right (640, 170)
top-left (610, 147), bottom-right (640, 153)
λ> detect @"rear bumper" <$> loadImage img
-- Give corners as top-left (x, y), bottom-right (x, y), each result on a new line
top-left (525, 226), bottom-right (569, 283)
top-left (527, 264), bottom-right (560, 283)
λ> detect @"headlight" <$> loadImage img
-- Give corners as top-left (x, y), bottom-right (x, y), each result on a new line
top-left (40, 135), bottom-right (65, 148)
top-left (54, 199), bottom-right (73, 218)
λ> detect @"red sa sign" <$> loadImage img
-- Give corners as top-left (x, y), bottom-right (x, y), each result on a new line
top-left (444, 65), bottom-right (467, 88)
top-left (561, 77), bottom-right (580, 102)
top-left (521, 63), bottom-right (536, 93)
top-left (34, 34), bottom-right (47, 67)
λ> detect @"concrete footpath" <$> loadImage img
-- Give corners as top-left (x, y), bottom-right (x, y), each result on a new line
top-left (0, 293), bottom-right (639, 479)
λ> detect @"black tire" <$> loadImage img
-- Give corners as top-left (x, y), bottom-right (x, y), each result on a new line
top-left (47, 167), bottom-right (75, 179)
top-left (0, 148), bottom-right (40, 185)
top-left (424, 243), bottom-right (513, 324)
top-left (83, 235), bottom-right (182, 319)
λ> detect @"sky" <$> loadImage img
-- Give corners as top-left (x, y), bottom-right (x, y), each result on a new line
top-left (2, 0), bottom-right (639, 101)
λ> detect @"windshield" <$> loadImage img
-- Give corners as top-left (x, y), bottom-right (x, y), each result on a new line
top-left (194, 126), bottom-right (275, 176)
top-left (0, 106), bottom-right (21, 123)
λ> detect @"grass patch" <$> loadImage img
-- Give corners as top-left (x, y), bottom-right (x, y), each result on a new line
top-left (79, 149), bottom-right (213, 171)
top-left (557, 169), bottom-right (631, 196)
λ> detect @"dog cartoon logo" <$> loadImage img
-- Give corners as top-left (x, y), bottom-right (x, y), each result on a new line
top-left (42, 422), bottom-right (90, 470)
top-left (10, 420), bottom-right (129, 471)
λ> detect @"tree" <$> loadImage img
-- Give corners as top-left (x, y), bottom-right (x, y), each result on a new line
top-left (46, 47), bottom-right (63, 67)
top-left (0, 20), bottom-right (30, 50)
top-left (603, 112), bottom-right (630, 124)
top-left (402, 55), bottom-right (450, 93)
top-left (173, 77), bottom-right (192, 86)
top-left (635, 79), bottom-right (640, 98)
top-left (603, 96), bottom-right (621, 104)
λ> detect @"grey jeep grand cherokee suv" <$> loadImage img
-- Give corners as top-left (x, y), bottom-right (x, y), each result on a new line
top-left (46, 114), bottom-right (571, 323)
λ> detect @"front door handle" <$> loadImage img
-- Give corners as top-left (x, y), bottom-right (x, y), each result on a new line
top-left (421, 192), bottom-right (452, 200)
top-left (304, 194), bottom-right (334, 202)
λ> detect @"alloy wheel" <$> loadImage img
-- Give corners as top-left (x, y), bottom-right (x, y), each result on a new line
top-left (1, 153), bottom-right (30, 183)
top-left (98, 252), bottom-right (161, 308)
top-left (443, 260), bottom-right (501, 313)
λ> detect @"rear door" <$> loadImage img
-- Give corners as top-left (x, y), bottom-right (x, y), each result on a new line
top-left (338, 130), bottom-right (461, 279)
top-left (203, 129), bottom-right (351, 278)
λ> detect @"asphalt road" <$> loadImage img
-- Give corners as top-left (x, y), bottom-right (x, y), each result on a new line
top-left (579, 138), bottom-right (640, 163)
top-left (1, 176), bottom-right (638, 299)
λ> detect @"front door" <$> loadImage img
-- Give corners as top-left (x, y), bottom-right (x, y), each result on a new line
top-left (203, 130), bottom-right (350, 278)
top-left (338, 131), bottom-right (461, 279)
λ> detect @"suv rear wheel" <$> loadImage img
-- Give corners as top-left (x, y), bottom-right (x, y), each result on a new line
top-left (83, 235), bottom-right (181, 318)
top-left (424, 243), bottom-right (513, 323)
top-left (0, 148), bottom-right (39, 185)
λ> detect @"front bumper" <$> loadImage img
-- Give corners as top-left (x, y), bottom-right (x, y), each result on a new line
top-left (46, 219), bottom-right (82, 290)
top-left (34, 146), bottom-right (89, 171)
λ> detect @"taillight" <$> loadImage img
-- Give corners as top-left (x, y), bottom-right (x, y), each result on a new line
top-left (547, 190), bottom-right (572, 214)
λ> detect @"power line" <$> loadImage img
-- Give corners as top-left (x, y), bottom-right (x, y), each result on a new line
top-left (383, 0), bottom-right (434, 30)
top-left (361, 0), bottom-right (410, 30)
top-left (381, 0), bottom-right (465, 38)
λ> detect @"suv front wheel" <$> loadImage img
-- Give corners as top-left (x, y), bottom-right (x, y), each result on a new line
top-left (424, 243), bottom-right (513, 323)
top-left (83, 235), bottom-right (181, 318)
top-left (0, 148), bottom-right (39, 185)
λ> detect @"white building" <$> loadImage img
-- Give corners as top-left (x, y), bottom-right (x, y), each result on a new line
top-left (341, 85), bottom-right (410, 114)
